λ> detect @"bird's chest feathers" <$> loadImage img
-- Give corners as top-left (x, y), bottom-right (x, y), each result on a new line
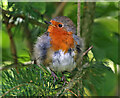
top-left (48, 27), bottom-right (75, 53)
top-left (49, 50), bottom-right (76, 72)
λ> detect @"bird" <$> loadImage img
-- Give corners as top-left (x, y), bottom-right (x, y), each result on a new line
top-left (33, 16), bottom-right (83, 84)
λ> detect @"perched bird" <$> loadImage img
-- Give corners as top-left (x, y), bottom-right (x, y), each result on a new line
top-left (33, 16), bottom-right (83, 83)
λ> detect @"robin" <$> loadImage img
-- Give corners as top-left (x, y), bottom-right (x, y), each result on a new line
top-left (33, 16), bottom-right (83, 84)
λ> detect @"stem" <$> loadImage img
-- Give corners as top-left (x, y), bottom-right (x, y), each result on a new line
top-left (52, 2), bottom-right (67, 18)
top-left (66, 89), bottom-right (78, 97)
top-left (23, 23), bottom-right (33, 55)
top-left (0, 62), bottom-right (32, 71)
top-left (77, 0), bottom-right (80, 37)
top-left (6, 24), bottom-right (18, 65)
top-left (2, 83), bottom-right (27, 97)
top-left (77, 1), bottom-right (81, 96)
top-left (81, 45), bottom-right (93, 58)
top-left (81, 2), bottom-right (96, 49)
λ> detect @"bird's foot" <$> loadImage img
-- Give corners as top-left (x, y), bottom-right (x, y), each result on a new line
top-left (61, 75), bottom-right (67, 86)
top-left (51, 71), bottom-right (58, 83)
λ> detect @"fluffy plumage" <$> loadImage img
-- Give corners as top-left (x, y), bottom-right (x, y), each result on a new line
top-left (33, 16), bottom-right (83, 72)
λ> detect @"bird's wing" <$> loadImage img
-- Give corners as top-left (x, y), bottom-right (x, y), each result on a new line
top-left (33, 32), bottom-right (51, 65)
top-left (72, 34), bottom-right (84, 65)
top-left (73, 34), bottom-right (84, 53)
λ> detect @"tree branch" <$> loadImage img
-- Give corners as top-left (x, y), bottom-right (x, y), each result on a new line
top-left (81, 2), bottom-right (96, 49)
top-left (2, 83), bottom-right (29, 97)
top-left (52, 2), bottom-right (67, 18)
top-left (77, 0), bottom-right (80, 37)
top-left (2, 7), bottom-right (19, 72)
top-left (0, 61), bottom-right (33, 71)
top-left (56, 63), bottom-right (89, 96)
top-left (77, 1), bottom-right (81, 96)
top-left (2, 8), bottom-right (47, 28)
top-left (81, 45), bottom-right (93, 58)
top-left (6, 24), bottom-right (18, 66)
top-left (23, 22), bottom-right (33, 55)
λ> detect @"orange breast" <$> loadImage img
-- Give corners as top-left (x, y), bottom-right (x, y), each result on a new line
top-left (48, 25), bottom-right (75, 53)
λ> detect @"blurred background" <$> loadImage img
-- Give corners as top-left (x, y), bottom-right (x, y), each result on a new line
top-left (0, 1), bottom-right (119, 96)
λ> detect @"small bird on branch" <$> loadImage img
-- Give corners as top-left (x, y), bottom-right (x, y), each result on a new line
top-left (33, 16), bottom-right (83, 85)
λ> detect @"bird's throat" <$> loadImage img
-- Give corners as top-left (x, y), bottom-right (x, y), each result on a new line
top-left (48, 26), bottom-right (75, 53)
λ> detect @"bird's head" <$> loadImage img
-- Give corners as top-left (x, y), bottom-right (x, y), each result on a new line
top-left (45, 16), bottom-right (77, 53)
top-left (45, 16), bottom-right (76, 34)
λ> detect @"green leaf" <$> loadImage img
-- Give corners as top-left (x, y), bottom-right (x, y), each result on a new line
top-left (95, 17), bottom-right (118, 32)
top-left (83, 63), bottom-right (117, 96)
top-left (95, 2), bottom-right (118, 18)
top-left (2, 64), bottom-right (64, 96)
top-left (92, 17), bottom-right (119, 64)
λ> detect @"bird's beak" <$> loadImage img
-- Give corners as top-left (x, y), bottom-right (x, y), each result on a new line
top-left (44, 21), bottom-right (51, 25)
top-left (44, 21), bottom-right (55, 27)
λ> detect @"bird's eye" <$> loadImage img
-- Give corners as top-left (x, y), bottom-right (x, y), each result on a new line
top-left (58, 24), bottom-right (62, 27)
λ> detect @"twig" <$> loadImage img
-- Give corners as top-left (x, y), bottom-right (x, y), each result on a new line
top-left (0, 61), bottom-right (48, 74)
top-left (52, 2), bottom-right (67, 18)
top-left (1, 81), bottom-right (45, 97)
top-left (77, 0), bottom-right (80, 37)
top-left (0, 61), bottom-right (33, 71)
top-left (2, 81), bottom-right (36, 97)
top-left (81, 45), bottom-right (93, 58)
top-left (66, 89), bottom-right (78, 97)
top-left (1, 83), bottom-right (29, 97)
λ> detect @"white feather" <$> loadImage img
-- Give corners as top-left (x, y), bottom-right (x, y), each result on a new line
top-left (49, 50), bottom-right (76, 72)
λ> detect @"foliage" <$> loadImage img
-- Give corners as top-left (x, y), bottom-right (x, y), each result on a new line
top-left (92, 17), bottom-right (118, 64)
top-left (83, 62), bottom-right (117, 96)
top-left (1, 62), bottom-right (117, 96)
top-left (1, 1), bottom-right (119, 96)
top-left (2, 64), bottom-right (58, 96)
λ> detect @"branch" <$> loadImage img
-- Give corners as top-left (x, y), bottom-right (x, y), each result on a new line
top-left (66, 89), bottom-right (78, 97)
top-left (81, 2), bottom-right (96, 49)
top-left (1, 8), bottom-right (10, 14)
top-left (77, 0), bottom-right (80, 37)
top-left (56, 63), bottom-right (89, 96)
top-left (6, 24), bottom-right (18, 66)
top-left (2, 81), bottom-right (45, 97)
top-left (2, 8), bottom-right (47, 28)
top-left (1, 83), bottom-right (32, 97)
top-left (77, 1), bottom-right (82, 96)
top-left (2, 84), bottom-right (26, 97)
top-left (81, 45), bottom-right (93, 57)
top-left (2, 9), bottom-right (19, 72)
top-left (52, 2), bottom-right (67, 18)
top-left (23, 22), bottom-right (33, 55)
top-left (0, 61), bottom-right (33, 71)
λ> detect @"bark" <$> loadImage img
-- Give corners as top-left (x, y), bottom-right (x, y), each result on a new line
top-left (81, 2), bottom-right (96, 49)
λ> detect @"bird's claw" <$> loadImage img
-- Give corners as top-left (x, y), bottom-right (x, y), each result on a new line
top-left (51, 71), bottom-right (67, 86)
top-left (61, 75), bottom-right (67, 86)
top-left (51, 71), bottom-right (58, 83)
